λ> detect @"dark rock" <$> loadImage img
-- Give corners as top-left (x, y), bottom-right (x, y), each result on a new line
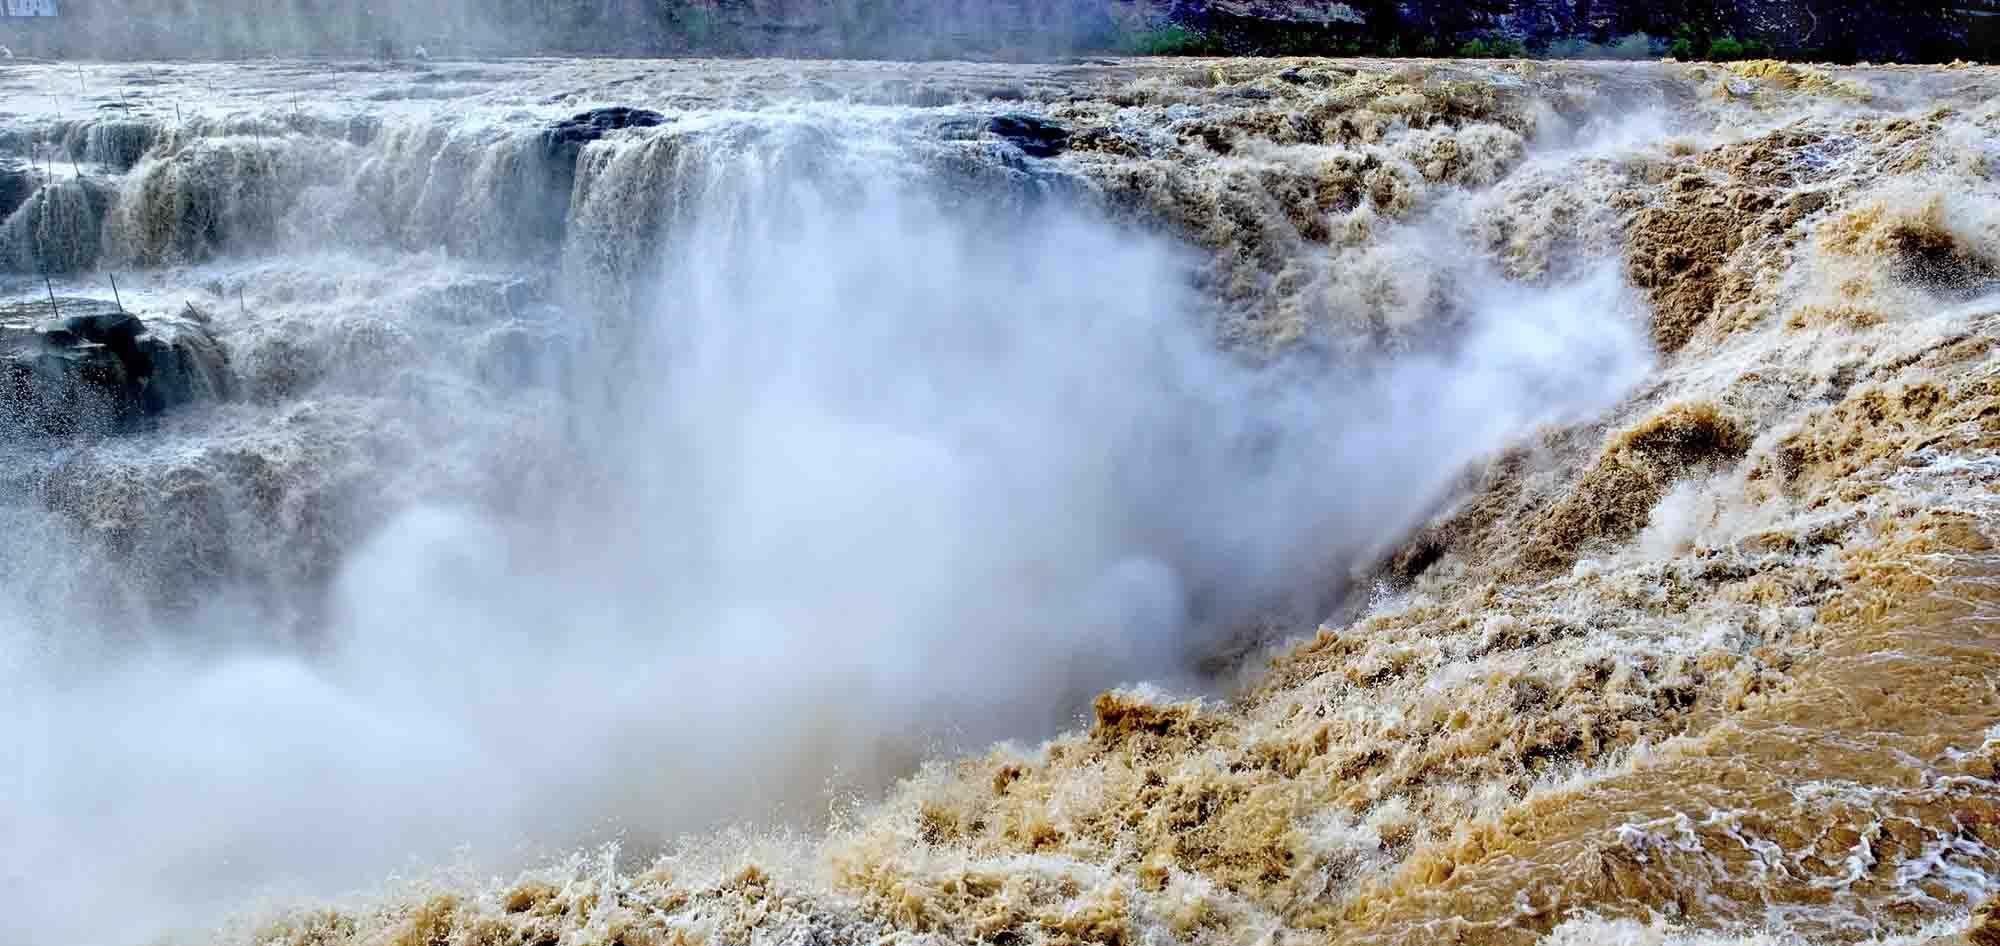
top-left (1389, 0), bottom-right (1968, 63)
top-left (10, 0), bottom-right (1986, 63)
top-left (986, 114), bottom-right (1070, 158)
top-left (1, 299), bottom-right (230, 437)
top-left (519, 107), bottom-right (670, 248)
top-left (541, 106), bottom-right (668, 164)
top-left (0, 160), bottom-right (33, 221)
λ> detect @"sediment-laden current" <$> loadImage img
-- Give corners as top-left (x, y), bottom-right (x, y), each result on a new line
top-left (1, 55), bottom-right (1997, 946)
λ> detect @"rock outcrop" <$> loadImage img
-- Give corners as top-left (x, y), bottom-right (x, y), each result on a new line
top-left (589, 0), bottom-right (1976, 61)
top-left (1386, 0), bottom-right (1972, 61)
top-left (0, 160), bottom-right (34, 222)
top-left (0, 299), bottom-right (230, 437)
top-left (5, 0), bottom-right (1984, 62)
top-left (985, 114), bottom-right (1071, 158)
top-left (542, 107), bottom-right (668, 165)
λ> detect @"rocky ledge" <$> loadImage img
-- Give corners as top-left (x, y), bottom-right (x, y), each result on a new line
top-left (1, 299), bottom-right (230, 437)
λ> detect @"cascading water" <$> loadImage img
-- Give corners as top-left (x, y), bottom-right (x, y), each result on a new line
top-left (1, 56), bottom-right (1996, 946)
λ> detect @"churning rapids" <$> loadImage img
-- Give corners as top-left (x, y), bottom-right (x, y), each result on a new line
top-left (2, 54), bottom-right (1999, 946)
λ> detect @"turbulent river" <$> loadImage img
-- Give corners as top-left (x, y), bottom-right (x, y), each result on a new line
top-left (1, 55), bottom-right (1998, 946)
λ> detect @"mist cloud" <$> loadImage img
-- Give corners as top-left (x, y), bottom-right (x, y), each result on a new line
top-left (0, 112), bottom-right (1651, 946)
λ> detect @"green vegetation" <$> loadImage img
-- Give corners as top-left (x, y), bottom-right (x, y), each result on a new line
top-left (1114, 25), bottom-right (1222, 57)
top-left (1667, 24), bottom-right (1773, 61)
top-left (1455, 36), bottom-right (1529, 59)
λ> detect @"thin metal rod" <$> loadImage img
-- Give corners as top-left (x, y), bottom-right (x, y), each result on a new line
top-left (108, 273), bottom-right (124, 313)
top-left (44, 275), bottom-right (61, 320)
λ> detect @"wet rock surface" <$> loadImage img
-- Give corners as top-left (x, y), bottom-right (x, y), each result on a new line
top-left (0, 160), bottom-right (33, 220)
top-left (986, 114), bottom-right (1071, 158)
top-left (0, 298), bottom-right (229, 436)
top-left (541, 106), bottom-right (668, 164)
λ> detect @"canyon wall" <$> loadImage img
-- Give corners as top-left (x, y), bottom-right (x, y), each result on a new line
top-left (0, 0), bottom-right (1983, 62)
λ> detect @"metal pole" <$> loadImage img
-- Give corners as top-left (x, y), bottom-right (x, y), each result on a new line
top-left (108, 273), bottom-right (124, 313)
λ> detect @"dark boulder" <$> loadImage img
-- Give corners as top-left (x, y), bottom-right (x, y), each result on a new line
top-left (541, 107), bottom-right (668, 165)
top-left (512, 107), bottom-right (670, 250)
top-left (0, 160), bottom-right (33, 221)
top-left (1, 299), bottom-right (230, 437)
top-left (986, 114), bottom-right (1070, 158)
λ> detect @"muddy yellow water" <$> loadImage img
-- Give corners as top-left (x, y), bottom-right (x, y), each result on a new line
top-left (217, 58), bottom-right (2000, 946)
top-left (1344, 514), bottom-right (2000, 943)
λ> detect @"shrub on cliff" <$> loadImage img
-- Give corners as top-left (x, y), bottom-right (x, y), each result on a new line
top-left (1667, 24), bottom-right (1774, 62)
top-left (1457, 36), bottom-right (1529, 59)
top-left (1707, 35), bottom-right (1774, 60)
top-left (1115, 25), bottom-right (1223, 56)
